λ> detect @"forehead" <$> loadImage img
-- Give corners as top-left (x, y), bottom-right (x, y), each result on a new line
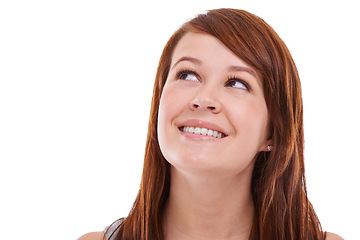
top-left (171, 32), bottom-right (253, 70)
top-left (170, 32), bottom-right (261, 83)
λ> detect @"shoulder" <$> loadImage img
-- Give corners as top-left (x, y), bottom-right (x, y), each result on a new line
top-left (326, 232), bottom-right (344, 240)
top-left (77, 231), bottom-right (105, 240)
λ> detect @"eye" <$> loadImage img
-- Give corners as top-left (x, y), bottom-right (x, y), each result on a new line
top-left (177, 70), bottom-right (199, 82)
top-left (225, 78), bottom-right (250, 91)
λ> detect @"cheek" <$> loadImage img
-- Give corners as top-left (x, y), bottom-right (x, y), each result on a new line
top-left (157, 83), bottom-right (183, 144)
top-left (157, 83), bottom-right (189, 164)
top-left (158, 84), bottom-right (179, 126)
top-left (158, 82), bottom-right (193, 124)
top-left (230, 97), bottom-right (269, 140)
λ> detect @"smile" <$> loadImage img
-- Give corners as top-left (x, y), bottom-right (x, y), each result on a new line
top-left (179, 126), bottom-right (227, 138)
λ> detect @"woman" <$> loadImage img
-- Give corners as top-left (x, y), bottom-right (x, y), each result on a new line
top-left (79, 8), bottom-right (342, 240)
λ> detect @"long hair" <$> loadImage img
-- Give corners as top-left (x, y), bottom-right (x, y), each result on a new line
top-left (110, 8), bottom-right (324, 240)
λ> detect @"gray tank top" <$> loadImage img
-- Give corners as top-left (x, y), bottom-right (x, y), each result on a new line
top-left (104, 219), bottom-right (122, 240)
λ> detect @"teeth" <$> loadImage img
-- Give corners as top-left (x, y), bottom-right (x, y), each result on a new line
top-left (194, 127), bottom-right (201, 134)
top-left (200, 128), bottom-right (207, 135)
top-left (181, 126), bottom-right (225, 138)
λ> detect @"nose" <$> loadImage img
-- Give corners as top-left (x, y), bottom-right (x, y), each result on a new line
top-left (189, 89), bottom-right (221, 114)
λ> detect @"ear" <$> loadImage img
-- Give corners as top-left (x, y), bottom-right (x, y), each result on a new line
top-left (260, 139), bottom-right (273, 152)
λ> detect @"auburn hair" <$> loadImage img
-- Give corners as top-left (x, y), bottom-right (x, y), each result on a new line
top-left (109, 8), bottom-right (324, 240)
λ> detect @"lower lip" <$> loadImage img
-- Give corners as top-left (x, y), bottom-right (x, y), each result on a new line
top-left (178, 128), bottom-right (225, 141)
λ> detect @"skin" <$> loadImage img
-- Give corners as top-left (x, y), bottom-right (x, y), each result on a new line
top-left (77, 231), bottom-right (343, 240)
top-left (157, 32), bottom-right (271, 240)
top-left (157, 32), bottom-right (270, 176)
top-left (77, 231), bottom-right (104, 240)
top-left (77, 32), bottom-right (343, 240)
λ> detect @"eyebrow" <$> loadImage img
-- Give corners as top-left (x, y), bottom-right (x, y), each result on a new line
top-left (228, 65), bottom-right (261, 87)
top-left (227, 65), bottom-right (257, 79)
top-left (171, 56), bottom-right (202, 70)
top-left (171, 56), bottom-right (260, 85)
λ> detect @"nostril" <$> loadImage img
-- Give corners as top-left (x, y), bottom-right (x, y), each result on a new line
top-left (190, 98), bottom-right (220, 113)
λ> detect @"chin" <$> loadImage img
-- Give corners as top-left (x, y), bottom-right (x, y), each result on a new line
top-left (167, 155), bottom-right (216, 172)
top-left (167, 153), bottom-right (255, 177)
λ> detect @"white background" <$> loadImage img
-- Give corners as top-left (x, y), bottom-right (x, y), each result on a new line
top-left (0, 0), bottom-right (359, 239)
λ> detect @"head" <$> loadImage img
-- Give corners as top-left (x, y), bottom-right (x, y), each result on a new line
top-left (154, 8), bottom-right (301, 177)
top-left (157, 31), bottom-right (271, 179)
top-left (118, 8), bottom-right (323, 240)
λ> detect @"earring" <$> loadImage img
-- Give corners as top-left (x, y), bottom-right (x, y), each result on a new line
top-left (267, 145), bottom-right (273, 151)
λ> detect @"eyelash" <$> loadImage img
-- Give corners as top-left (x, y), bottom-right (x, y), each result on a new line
top-left (176, 70), bottom-right (251, 91)
top-left (226, 76), bottom-right (251, 91)
top-left (176, 69), bottom-right (199, 81)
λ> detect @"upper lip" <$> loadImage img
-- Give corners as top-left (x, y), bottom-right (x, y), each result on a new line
top-left (176, 119), bottom-right (228, 136)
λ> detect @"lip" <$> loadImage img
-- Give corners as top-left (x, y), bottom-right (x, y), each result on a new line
top-left (176, 119), bottom-right (229, 138)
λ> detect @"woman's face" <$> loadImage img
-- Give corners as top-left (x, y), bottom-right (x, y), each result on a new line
top-left (157, 32), bottom-right (271, 175)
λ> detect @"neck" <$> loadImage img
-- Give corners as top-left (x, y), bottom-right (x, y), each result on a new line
top-left (163, 167), bottom-right (254, 240)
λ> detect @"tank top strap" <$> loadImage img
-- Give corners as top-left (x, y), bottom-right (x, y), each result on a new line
top-left (104, 218), bottom-right (123, 240)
